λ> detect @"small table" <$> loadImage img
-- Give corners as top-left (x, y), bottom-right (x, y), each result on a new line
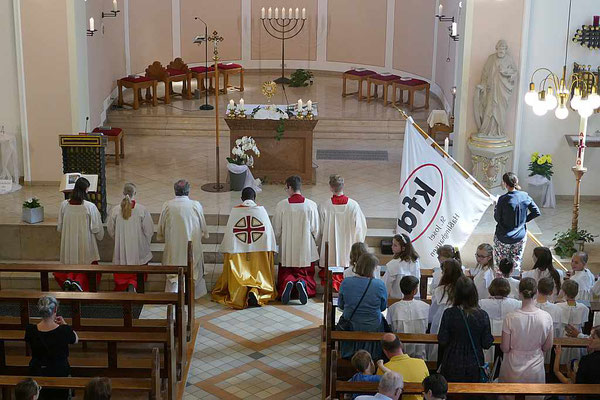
top-left (565, 134), bottom-right (600, 147)
top-left (392, 78), bottom-right (430, 111)
top-left (342, 69), bottom-right (376, 100)
top-left (366, 74), bottom-right (401, 105)
top-left (117, 76), bottom-right (157, 110)
top-left (92, 128), bottom-right (124, 166)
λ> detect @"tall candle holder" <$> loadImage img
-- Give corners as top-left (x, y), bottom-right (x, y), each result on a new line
top-left (261, 7), bottom-right (306, 84)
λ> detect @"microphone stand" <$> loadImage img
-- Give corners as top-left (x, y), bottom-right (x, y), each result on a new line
top-left (195, 17), bottom-right (214, 111)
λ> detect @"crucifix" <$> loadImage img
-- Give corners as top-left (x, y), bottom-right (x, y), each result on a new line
top-left (202, 31), bottom-right (229, 192)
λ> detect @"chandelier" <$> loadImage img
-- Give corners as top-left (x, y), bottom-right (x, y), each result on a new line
top-left (524, 0), bottom-right (600, 119)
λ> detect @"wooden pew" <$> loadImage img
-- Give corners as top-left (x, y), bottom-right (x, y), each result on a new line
top-left (329, 349), bottom-right (600, 400)
top-left (0, 347), bottom-right (161, 400)
top-left (0, 241), bottom-right (196, 343)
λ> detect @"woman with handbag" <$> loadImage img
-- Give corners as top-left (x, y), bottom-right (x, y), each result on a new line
top-left (499, 277), bottom-right (553, 400)
top-left (438, 276), bottom-right (494, 383)
top-left (338, 253), bottom-right (388, 360)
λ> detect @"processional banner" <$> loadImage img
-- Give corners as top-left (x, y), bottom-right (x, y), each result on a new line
top-left (397, 118), bottom-right (493, 267)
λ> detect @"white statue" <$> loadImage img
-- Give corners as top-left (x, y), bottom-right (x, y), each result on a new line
top-left (474, 40), bottom-right (518, 137)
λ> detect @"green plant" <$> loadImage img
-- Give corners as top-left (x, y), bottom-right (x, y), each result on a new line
top-left (528, 152), bottom-right (553, 180)
top-left (289, 69), bottom-right (313, 87)
top-left (275, 119), bottom-right (285, 141)
top-left (553, 229), bottom-right (597, 258)
top-left (22, 198), bottom-right (41, 209)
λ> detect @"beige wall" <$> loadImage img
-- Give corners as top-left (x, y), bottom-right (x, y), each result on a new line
top-left (87, 0), bottom-right (126, 128)
top-left (251, 0), bottom-right (318, 61)
top-left (393, 0), bottom-right (435, 79)
top-left (326, 0), bottom-right (387, 67)
top-left (180, 0), bottom-right (242, 63)
top-left (434, 0), bottom-right (460, 109)
top-left (129, 0), bottom-right (173, 73)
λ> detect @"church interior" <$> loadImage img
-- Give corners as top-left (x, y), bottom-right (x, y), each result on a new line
top-left (1, 0), bottom-right (600, 399)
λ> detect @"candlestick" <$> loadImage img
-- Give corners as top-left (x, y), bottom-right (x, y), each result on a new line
top-left (438, 4), bottom-right (443, 16)
top-left (89, 17), bottom-right (95, 31)
top-left (298, 99), bottom-right (303, 110)
top-left (451, 22), bottom-right (457, 37)
top-left (282, 7), bottom-right (286, 19)
top-left (302, 8), bottom-right (306, 19)
top-left (113, 0), bottom-right (118, 12)
top-left (239, 98), bottom-right (244, 107)
top-left (268, 7), bottom-right (272, 19)
top-left (229, 99), bottom-right (234, 108)
top-left (289, 8), bottom-right (293, 20)
top-left (444, 137), bottom-right (449, 154)
top-left (306, 100), bottom-right (312, 110)
top-left (575, 117), bottom-right (588, 170)
top-left (261, 7), bottom-right (265, 19)
top-left (295, 8), bottom-right (299, 19)
top-left (275, 7), bottom-right (278, 19)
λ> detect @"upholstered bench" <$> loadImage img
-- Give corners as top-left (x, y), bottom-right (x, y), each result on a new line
top-left (218, 62), bottom-right (244, 92)
top-left (92, 127), bottom-right (124, 165)
top-left (190, 66), bottom-right (215, 93)
top-left (366, 74), bottom-right (401, 105)
top-left (342, 69), bottom-right (377, 100)
top-left (117, 76), bottom-right (157, 110)
top-left (392, 78), bottom-right (430, 111)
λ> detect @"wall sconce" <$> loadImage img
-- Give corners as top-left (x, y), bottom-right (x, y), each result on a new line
top-left (87, 17), bottom-right (97, 36)
top-left (436, 2), bottom-right (461, 42)
top-left (102, 0), bottom-right (120, 18)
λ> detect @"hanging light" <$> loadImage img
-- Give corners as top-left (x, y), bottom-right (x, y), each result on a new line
top-left (570, 87), bottom-right (582, 110)
top-left (545, 87), bottom-right (558, 110)
top-left (524, 83), bottom-right (538, 106)
top-left (588, 86), bottom-right (600, 109)
top-left (555, 97), bottom-right (569, 119)
top-left (533, 91), bottom-right (548, 116)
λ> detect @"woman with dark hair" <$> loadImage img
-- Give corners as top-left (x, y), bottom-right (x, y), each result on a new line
top-left (25, 296), bottom-right (78, 400)
top-left (382, 234), bottom-right (421, 299)
top-left (438, 276), bottom-right (494, 382)
top-left (338, 253), bottom-right (388, 360)
top-left (522, 246), bottom-right (563, 301)
top-left (499, 278), bottom-right (553, 397)
top-left (493, 172), bottom-right (540, 274)
top-left (432, 245), bottom-right (464, 290)
top-left (84, 377), bottom-right (112, 400)
top-left (55, 177), bottom-right (104, 291)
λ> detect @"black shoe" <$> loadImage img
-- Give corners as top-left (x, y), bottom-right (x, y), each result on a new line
top-left (63, 279), bottom-right (73, 291)
top-left (248, 291), bottom-right (259, 307)
top-left (281, 281), bottom-right (294, 305)
top-left (296, 281), bottom-right (308, 305)
top-left (71, 281), bottom-right (83, 292)
top-left (127, 284), bottom-right (137, 293)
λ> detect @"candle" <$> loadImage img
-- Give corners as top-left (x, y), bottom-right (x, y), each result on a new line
top-left (289, 8), bottom-right (293, 20)
top-left (307, 100), bottom-right (312, 110)
top-left (229, 99), bottom-right (235, 108)
top-left (268, 7), bottom-right (272, 19)
top-left (451, 22), bottom-right (457, 37)
top-left (89, 17), bottom-right (95, 31)
top-left (444, 137), bottom-right (449, 154)
top-left (594, 15), bottom-right (599, 27)
top-left (295, 7), bottom-right (299, 19)
top-left (459, 1), bottom-right (462, 8)
top-left (112, 0), bottom-right (118, 12)
top-left (576, 118), bottom-right (588, 169)
top-left (438, 4), bottom-right (443, 15)
top-left (275, 7), bottom-right (278, 19)
top-left (261, 7), bottom-right (265, 19)
top-left (302, 8), bottom-right (306, 19)
top-left (298, 99), bottom-right (303, 110)
top-left (282, 7), bottom-right (286, 19)
top-left (239, 98), bottom-right (244, 107)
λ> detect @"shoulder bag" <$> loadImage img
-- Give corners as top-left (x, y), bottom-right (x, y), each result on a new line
top-left (460, 308), bottom-right (491, 383)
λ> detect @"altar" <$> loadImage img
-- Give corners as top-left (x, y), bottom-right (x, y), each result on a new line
top-left (226, 117), bottom-right (318, 184)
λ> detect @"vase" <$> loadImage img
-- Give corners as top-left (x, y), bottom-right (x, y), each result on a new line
top-left (22, 206), bottom-right (44, 224)
top-left (229, 170), bottom-right (247, 191)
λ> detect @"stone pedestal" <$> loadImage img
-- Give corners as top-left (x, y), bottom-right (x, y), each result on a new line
top-left (468, 135), bottom-right (514, 190)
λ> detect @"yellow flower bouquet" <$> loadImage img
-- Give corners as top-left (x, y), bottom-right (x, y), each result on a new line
top-left (528, 152), bottom-right (553, 180)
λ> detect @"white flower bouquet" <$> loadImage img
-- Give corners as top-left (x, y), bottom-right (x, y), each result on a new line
top-left (227, 136), bottom-right (260, 167)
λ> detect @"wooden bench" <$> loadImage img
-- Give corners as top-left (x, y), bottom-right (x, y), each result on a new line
top-left (391, 78), bottom-right (430, 111)
top-left (342, 69), bottom-right (377, 100)
top-left (0, 347), bottom-right (161, 400)
top-left (117, 76), bottom-right (158, 110)
top-left (366, 74), bottom-right (401, 105)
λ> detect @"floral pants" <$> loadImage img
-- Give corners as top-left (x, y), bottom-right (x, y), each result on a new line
top-left (493, 235), bottom-right (527, 273)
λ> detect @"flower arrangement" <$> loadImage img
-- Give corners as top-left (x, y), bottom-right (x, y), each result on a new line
top-left (22, 198), bottom-right (41, 209)
top-left (227, 136), bottom-right (260, 167)
top-left (528, 152), bottom-right (553, 180)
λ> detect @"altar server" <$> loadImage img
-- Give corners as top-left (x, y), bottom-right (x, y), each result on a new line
top-left (212, 188), bottom-right (278, 309)
top-left (317, 174), bottom-right (367, 291)
top-left (158, 179), bottom-right (209, 298)
top-left (273, 175), bottom-right (319, 305)
top-left (569, 251), bottom-right (595, 301)
top-left (556, 280), bottom-right (590, 363)
top-left (55, 177), bottom-right (104, 292)
top-left (107, 183), bottom-right (153, 292)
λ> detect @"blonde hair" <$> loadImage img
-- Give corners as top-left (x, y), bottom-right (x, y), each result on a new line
top-left (120, 183), bottom-right (136, 220)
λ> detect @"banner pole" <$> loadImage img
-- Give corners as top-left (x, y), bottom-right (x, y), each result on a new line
top-left (394, 106), bottom-right (567, 272)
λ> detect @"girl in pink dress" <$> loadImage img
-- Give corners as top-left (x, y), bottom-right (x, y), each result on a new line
top-left (499, 277), bottom-right (554, 400)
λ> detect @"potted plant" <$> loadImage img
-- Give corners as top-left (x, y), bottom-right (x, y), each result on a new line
top-left (527, 152), bottom-right (555, 207)
top-left (289, 69), bottom-right (314, 87)
top-left (227, 136), bottom-right (260, 191)
top-left (22, 198), bottom-right (44, 224)
top-left (553, 229), bottom-right (597, 259)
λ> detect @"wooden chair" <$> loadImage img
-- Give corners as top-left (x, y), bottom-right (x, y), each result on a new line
top-left (190, 65), bottom-right (215, 93)
top-left (117, 76), bottom-right (157, 110)
top-left (391, 78), bottom-right (431, 111)
top-left (145, 60), bottom-right (191, 104)
top-left (366, 74), bottom-right (401, 105)
top-left (218, 63), bottom-right (244, 92)
top-left (342, 69), bottom-right (376, 100)
top-left (91, 127), bottom-right (124, 165)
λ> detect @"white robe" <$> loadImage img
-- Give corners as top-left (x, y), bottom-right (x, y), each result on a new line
top-left (471, 265), bottom-right (496, 300)
top-left (556, 301), bottom-right (590, 363)
top-left (535, 300), bottom-right (564, 364)
top-left (157, 196), bottom-right (209, 297)
top-left (479, 297), bottom-right (521, 363)
top-left (386, 299), bottom-right (430, 359)
top-left (317, 197), bottom-right (367, 268)
top-left (382, 259), bottom-right (421, 299)
top-left (57, 200), bottom-right (104, 264)
top-left (344, 265), bottom-right (382, 280)
top-left (427, 285), bottom-right (452, 360)
top-left (569, 268), bottom-right (595, 301)
top-left (506, 277), bottom-right (520, 299)
top-left (107, 203), bottom-right (153, 265)
top-left (219, 200), bottom-right (277, 254)
top-left (272, 196), bottom-right (319, 267)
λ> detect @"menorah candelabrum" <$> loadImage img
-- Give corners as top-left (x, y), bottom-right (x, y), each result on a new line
top-left (260, 6), bottom-right (306, 84)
